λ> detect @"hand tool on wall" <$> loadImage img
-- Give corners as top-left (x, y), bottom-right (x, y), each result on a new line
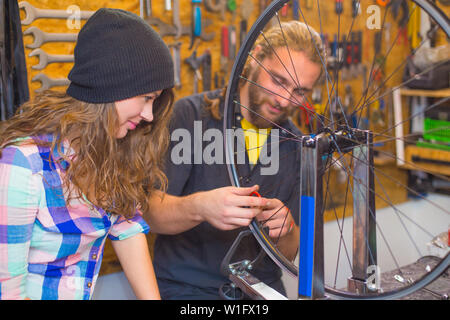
top-left (185, 43), bottom-right (202, 94)
top-left (341, 35), bottom-right (350, 80)
top-left (349, 32), bottom-right (359, 79)
top-left (214, 72), bottom-right (220, 89)
top-left (29, 48), bottom-right (74, 70)
top-left (371, 97), bottom-right (386, 126)
top-left (349, 32), bottom-right (357, 80)
top-left (185, 43), bottom-right (211, 94)
top-left (227, 0), bottom-right (237, 20)
top-left (281, 3), bottom-right (288, 17)
top-left (328, 34), bottom-right (338, 71)
top-left (23, 26), bottom-right (78, 49)
top-left (145, 15), bottom-right (214, 41)
top-left (19, 1), bottom-right (94, 25)
top-left (31, 73), bottom-right (70, 92)
top-left (168, 41), bottom-right (182, 89)
top-left (352, 0), bottom-right (360, 17)
top-left (220, 24), bottom-right (230, 85)
top-left (292, 0), bottom-right (299, 20)
top-left (165, 0), bottom-right (171, 11)
top-left (139, 0), bottom-right (152, 19)
top-left (312, 87), bottom-right (324, 132)
top-left (239, 1), bottom-right (253, 46)
top-left (145, 16), bottom-right (178, 37)
top-left (335, 0), bottom-right (343, 15)
top-left (343, 84), bottom-right (354, 118)
top-left (384, 22), bottom-right (391, 51)
top-left (228, 25), bottom-right (237, 62)
top-left (390, 0), bottom-right (409, 46)
top-left (354, 31), bottom-right (364, 78)
top-left (201, 50), bottom-right (212, 92)
top-left (173, 0), bottom-right (182, 38)
top-left (144, 0), bottom-right (152, 17)
top-left (190, 0), bottom-right (202, 49)
top-left (239, 20), bottom-right (247, 48)
top-left (204, 0), bottom-right (227, 20)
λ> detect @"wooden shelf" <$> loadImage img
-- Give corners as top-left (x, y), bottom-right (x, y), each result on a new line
top-left (399, 88), bottom-right (450, 98)
top-left (393, 87), bottom-right (450, 168)
top-left (401, 145), bottom-right (450, 176)
top-left (374, 153), bottom-right (396, 166)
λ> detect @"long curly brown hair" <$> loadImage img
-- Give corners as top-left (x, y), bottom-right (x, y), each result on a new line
top-left (0, 89), bottom-right (174, 219)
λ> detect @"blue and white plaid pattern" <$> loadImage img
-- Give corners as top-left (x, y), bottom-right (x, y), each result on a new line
top-left (0, 135), bottom-right (149, 299)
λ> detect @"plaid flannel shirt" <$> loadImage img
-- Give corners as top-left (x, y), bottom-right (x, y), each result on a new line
top-left (0, 135), bottom-right (149, 300)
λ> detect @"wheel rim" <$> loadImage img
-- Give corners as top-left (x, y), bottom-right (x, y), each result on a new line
top-left (224, 0), bottom-right (450, 299)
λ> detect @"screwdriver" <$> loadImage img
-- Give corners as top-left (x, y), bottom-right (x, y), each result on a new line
top-left (335, 0), bottom-right (343, 14)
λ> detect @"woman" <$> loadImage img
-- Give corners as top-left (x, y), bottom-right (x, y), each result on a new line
top-left (0, 8), bottom-right (174, 300)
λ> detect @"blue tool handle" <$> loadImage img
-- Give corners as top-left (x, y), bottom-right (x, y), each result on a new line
top-left (332, 35), bottom-right (338, 57)
top-left (293, 0), bottom-right (299, 20)
top-left (194, 6), bottom-right (202, 37)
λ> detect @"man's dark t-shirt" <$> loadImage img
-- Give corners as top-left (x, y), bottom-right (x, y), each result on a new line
top-left (153, 90), bottom-right (302, 299)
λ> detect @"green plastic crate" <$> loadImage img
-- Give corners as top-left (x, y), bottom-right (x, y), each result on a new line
top-left (416, 140), bottom-right (450, 152)
top-left (423, 118), bottom-right (450, 143)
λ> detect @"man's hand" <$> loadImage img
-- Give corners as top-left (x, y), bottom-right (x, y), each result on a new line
top-left (195, 185), bottom-right (270, 231)
top-left (256, 198), bottom-right (294, 239)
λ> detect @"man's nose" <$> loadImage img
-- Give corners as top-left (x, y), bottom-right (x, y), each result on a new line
top-left (275, 87), bottom-right (296, 108)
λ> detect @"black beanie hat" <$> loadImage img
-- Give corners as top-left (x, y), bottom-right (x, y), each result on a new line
top-left (67, 8), bottom-right (174, 103)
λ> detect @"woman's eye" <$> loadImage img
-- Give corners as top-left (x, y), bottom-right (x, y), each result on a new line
top-left (144, 96), bottom-right (154, 102)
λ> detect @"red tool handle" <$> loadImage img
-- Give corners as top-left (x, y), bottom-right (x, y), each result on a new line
top-left (250, 191), bottom-right (261, 197)
top-left (281, 3), bottom-right (288, 17)
top-left (221, 25), bottom-right (229, 58)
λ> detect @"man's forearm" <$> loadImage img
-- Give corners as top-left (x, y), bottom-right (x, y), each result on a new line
top-left (145, 191), bottom-right (204, 235)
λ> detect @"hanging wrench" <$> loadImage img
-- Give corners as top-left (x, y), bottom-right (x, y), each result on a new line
top-left (182, 19), bottom-right (214, 42)
top-left (190, 0), bottom-right (203, 50)
top-left (168, 42), bottom-right (182, 89)
top-left (204, 0), bottom-right (227, 20)
top-left (32, 73), bottom-right (70, 92)
top-left (19, 1), bottom-right (95, 25)
top-left (29, 48), bottom-right (74, 70)
top-left (145, 16), bottom-right (214, 41)
top-left (23, 26), bottom-right (78, 49)
top-left (173, 0), bottom-right (182, 38)
top-left (145, 17), bottom-right (177, 37)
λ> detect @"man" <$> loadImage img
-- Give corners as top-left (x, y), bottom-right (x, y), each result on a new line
top-left (146, 21), bottom-right (324, 299)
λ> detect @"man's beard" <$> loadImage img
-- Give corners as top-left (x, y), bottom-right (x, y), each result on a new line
top-left (246, 68), bottom-right (289, 129)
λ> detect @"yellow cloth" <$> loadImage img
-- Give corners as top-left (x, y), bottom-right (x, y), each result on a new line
top-left (240, 118), bottom-right (271, 165)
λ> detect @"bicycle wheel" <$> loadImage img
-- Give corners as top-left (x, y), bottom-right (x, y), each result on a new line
top-left (223, 0), bottom-right (450, 299)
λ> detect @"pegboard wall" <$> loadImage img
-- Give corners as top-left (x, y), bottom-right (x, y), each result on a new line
top-left (20, 0), bottom-right (449, 134)
top-left (20, 0), bottom-right (266, 100)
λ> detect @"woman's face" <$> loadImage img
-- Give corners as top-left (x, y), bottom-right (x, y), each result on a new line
top-left (114, 90), bottom-right (162, 139)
